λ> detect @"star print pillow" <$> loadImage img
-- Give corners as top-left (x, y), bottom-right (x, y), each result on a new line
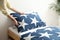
top-left (10, 12), bottom-right (46, 32)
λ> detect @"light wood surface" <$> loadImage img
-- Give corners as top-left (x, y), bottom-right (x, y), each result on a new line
top-left (8, 30), bottom-right (20, 40)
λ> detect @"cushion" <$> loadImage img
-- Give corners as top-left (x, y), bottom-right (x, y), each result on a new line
top-left (10, 12), bottom-right (46, 32)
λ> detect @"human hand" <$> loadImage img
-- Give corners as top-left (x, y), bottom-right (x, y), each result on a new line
top-left (13, 19), bottom-right (18, 26)
top-left (20, 13), bottom-right (25, 15)
top-left (18, 12), bottom-right (25, 15)
top-left (7, 14), bottom-right (19, 26)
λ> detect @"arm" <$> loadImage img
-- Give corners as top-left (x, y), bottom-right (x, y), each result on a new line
top-left (6, 1), bottom-right (24, 26)
top-left (6, 1), bottom-right (24, 14)
top-left (7, 14), bottom-right (18, 26)
top-left (1, 9), bottom-right (18, 26)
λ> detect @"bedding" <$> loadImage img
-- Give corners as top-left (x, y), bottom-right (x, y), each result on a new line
top-left (9, 26), bottom-right (60, 40)
top-left (10, 12), bottom-right (46, 32)
top-left (19, 26), bottom-right (60, 40)
top-left (10, 12), bottom-right (60, 40)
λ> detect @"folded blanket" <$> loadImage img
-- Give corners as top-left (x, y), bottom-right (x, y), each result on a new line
top-left (19, 26), bottom-right (60, 40)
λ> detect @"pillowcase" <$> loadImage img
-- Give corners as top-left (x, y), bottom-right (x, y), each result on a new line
top-left (10, 12), bottom-right (46, 32)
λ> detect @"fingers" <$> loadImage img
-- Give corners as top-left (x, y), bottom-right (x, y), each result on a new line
top-left (14, 20), bottom-right (18, 26)
top-left (18, 12), bottom-right (25, 15)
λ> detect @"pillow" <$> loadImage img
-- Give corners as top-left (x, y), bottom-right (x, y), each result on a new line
top-left (10, 12), bottom-right (46, 32)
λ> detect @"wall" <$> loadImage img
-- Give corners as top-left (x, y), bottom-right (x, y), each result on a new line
top-left (0, 0), bottom-right (59, 40)
top-left (58, 16), bottom-right (60, 27)
top-left (9, 0), bottom-right (59, 26)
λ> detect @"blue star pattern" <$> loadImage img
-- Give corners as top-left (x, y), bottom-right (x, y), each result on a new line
top-left (10, 12), bottom-right (46, 32)
top-left (20, 27), bottom-right (60, 40)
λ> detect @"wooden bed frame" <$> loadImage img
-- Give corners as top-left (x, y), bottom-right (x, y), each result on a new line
top-left (8, 29), bottom-right (20, 40)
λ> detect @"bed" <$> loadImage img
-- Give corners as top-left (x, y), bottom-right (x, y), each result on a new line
top-left (8, 26), bottom-right (20, 40)
top-left (8, 12), bottom-right (60, 40)
top-left (8, 26), bottom-right (60, 40)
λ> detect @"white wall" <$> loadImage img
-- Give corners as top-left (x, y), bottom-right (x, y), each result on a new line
top-left (9, 0), bottom-right (59, 26)
top-left (0, 0), bottom-right (59, 40)
top-left (58, 16), bottom-right (60, 27)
